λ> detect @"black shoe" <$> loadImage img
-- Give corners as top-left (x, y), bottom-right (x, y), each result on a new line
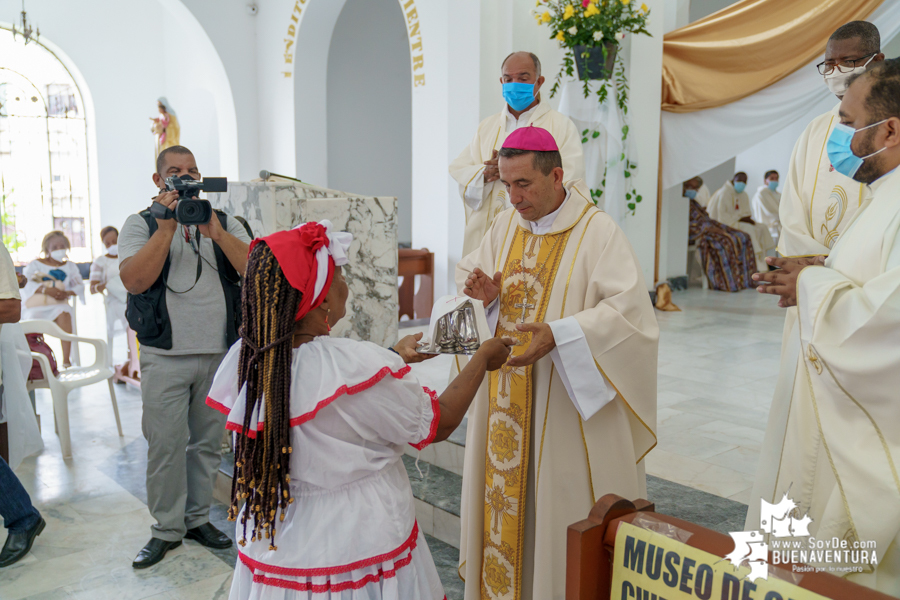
top-left (0, 517), bottom-right (45, 568)
top-left (132, 538), bottom-right (182, 569)
top-left (184, 523), bottom-right (232, 549)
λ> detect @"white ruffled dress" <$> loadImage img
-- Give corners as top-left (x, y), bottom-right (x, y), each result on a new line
top-left (206, 336), bottom-right (446, 600)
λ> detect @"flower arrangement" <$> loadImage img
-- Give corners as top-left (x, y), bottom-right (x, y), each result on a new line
top-left (533, 0), bottom-right (651, 101)
top-left (533, 0), bottom-right (651, 214)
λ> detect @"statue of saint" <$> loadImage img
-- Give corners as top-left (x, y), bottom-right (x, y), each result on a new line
top-left (150, 98), bottom-right (180, 157)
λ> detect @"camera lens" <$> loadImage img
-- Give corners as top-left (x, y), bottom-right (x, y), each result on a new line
top-left (176, 199), bottom-right (213, 225)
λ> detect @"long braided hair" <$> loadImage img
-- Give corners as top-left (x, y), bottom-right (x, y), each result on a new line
top-left (229, 241), bottom-right (302, 550)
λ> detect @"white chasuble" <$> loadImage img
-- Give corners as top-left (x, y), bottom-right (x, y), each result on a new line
top-left (454, 181), bottom-right (658, 600)
top-left (778, 102), bottom-right (871, 258)
top-left (449, 100), bottom-right (585, 257)
top-left (751, 169), bottom-right (900, 596)
top-left (708, 181), bottom-right (776, 272)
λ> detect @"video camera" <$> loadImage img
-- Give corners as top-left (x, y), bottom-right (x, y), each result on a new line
top-left (149, 175), bottom-right (228, 225)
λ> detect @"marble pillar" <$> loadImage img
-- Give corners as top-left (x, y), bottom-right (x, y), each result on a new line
top-left (208, 180), bottom-right (398, 347)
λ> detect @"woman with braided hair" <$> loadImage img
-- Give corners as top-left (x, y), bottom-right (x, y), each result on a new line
top-left (207, 221), bottom-right (513, 600)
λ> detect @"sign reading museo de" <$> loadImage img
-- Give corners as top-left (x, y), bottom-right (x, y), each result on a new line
top-left (611, 522), bottom-right (827, 600)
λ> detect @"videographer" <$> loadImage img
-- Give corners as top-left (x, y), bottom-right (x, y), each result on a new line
top-left (119, 145), bottom-right (251, 569)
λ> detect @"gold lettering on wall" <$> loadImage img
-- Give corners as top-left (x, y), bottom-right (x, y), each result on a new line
top-left (282, 0), bottom-right (307, 77)
top-left (280, 0), bottom-right (424, 86)
top-left (403, 0), bottom-right (425, 87)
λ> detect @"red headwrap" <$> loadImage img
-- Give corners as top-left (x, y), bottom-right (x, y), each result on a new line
top-left (249, 222), bottom-right (334, 321)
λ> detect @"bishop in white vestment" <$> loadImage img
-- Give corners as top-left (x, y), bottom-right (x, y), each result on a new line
top-left (748, 23), bottom-right (885, 537)
top-left (708, 175), bottom-right (775, 272)
top-left (455, 127), bottom-right (657, 600)
top-left (449, 52), bottom-right (584, 257)
top-left (752, 60), bottom-right (900, 595)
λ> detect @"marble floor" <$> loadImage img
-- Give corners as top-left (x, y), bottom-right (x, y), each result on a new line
top-left (1, 287), bottom-right (786, 598)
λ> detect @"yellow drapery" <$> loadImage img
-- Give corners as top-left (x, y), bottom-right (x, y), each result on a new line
top-left (661, 0), bottom-right (884, 113)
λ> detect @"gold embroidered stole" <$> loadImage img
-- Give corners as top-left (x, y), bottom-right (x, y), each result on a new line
top-left (481, 225), bottom-right (573, 600)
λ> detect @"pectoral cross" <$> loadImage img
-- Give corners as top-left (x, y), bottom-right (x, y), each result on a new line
top-left (515, 301), bottom-right (535, 323)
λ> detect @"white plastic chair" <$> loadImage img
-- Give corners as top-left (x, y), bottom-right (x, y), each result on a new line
top-left (20, 319), bottom-right (122, 459)
top-left (687, 244), bottom-right (710, 290)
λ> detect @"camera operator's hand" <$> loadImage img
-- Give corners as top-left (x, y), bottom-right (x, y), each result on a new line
top-left (198, 210), bottom-right (225, 243)
top-left (152, 190), bottom-right (180, 233)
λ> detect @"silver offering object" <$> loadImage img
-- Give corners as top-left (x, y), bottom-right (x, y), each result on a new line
top-left (418, 298), bottom-right (489, 356)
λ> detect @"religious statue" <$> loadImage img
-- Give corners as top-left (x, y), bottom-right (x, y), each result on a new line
top-left (150, 98), bottom-right (180, 158)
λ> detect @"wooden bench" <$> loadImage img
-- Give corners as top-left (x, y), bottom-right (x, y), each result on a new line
top-left (398, 248), bottom-right (434, 321)
top-left (567, 494), bottom-right (893, 600)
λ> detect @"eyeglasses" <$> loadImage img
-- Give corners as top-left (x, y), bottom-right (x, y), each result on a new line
top-left (817, 53), bottom-right (877, 76)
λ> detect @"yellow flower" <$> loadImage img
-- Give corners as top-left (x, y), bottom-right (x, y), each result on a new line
top-left (640, 2), bottom-right (648, 12)
top-left (556, 30), bottom-right (566, 41)
top-left (563, 4), bottom-right (575, 19)
top-left (621, 0), bottom-right (630, 5)
top-left (590, 0), bottom-right (599, 4)
top-left (584, 3), bottom-right (600, 16)
top-left (542, 11), bottom-right (552, 22)
top-left (536, 0), bottom-right (541, 5)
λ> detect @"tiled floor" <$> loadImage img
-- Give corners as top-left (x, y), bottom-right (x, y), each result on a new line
top-left (1, 287), bottom-right (786, 598)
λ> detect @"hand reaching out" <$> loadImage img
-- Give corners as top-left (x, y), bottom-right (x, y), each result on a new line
top-left (506, 323), bottom-right (556, 368)
top-left (392, 332), bottom-right (436, 364)
top-left (753, 256), bottom-right (823, 307)
top-left (463, 268), bottom-right (502, 305)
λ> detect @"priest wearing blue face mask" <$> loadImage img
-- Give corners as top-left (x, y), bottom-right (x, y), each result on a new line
top-left (708, 172), bottom-right (776, 272)
top-left (751, 170), bottom-right (782, 247)
top-left (450, 51), bottom-right (585, 256)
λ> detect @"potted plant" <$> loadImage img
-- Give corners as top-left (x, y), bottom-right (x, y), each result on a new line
top-left (533, 0), bottom-right (651, 214)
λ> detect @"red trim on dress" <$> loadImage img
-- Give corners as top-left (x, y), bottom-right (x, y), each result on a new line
top-left (250, 551), bottom-right (414, 592)
top-left (410, 387), bottom-right (441, 451)
top-left (205, 396), bottom-right (230, 416)
top-left (238, 521), bottom-right (419, 577)
top-left (217, 365), bottom-right (412, 437)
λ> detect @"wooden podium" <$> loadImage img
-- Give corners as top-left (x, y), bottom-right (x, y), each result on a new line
top-left (567, 494), bottom-right (894, 600)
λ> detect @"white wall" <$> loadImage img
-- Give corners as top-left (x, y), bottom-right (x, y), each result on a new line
top-left (0, 0), bottom-right (241, 256)
top-left (326, 0), bottom-right (413, 245)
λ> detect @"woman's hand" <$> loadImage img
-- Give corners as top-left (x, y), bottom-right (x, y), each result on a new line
top-left (476, 336), bottom-right (515, 371)
top-left (393, 332), bottom-right (436, 364)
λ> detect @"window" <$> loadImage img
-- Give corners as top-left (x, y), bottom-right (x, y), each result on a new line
top-left (0, 28), bottom-right (93, 263)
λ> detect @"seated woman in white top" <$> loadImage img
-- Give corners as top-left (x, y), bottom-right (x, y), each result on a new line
top-left (89, 226), bottom-right (127, 352)
top-left (21, 231), bottom-right (85, 367)
top-left (207, 221), bottom-right (512, 600)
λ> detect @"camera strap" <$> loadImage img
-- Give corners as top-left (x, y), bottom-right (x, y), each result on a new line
top-left (166, 228), bottom-right (203, 295)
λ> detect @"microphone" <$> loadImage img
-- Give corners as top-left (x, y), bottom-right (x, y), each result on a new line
top-left (259, 170), bottom-right (304, 184)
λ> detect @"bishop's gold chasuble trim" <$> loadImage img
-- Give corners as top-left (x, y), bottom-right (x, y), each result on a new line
top-left (481, 226), bottom-right (573, 600)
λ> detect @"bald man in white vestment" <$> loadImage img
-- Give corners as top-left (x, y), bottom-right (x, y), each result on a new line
top-left (455, 127), bottom-right (657, 600)
top-left (708, 172), bottom-right (775, 272)
top-left (450, 51), bottom-right (585, 257)
top-left (752, 60), bottom-right (900, 595)
top-left (748, 22), bottom-right (887, 537)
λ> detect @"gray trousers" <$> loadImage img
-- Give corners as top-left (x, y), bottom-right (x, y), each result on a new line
top-left (140, 351), bottom-right (227, 541)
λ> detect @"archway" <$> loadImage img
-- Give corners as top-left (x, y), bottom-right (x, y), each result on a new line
top-left (0, 27), bottom-right (96, 263)
top-left (326, 0), bottom-right (412, 245)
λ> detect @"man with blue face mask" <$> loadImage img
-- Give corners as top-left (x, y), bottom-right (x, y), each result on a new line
top-left (750, 59), bottom-right (900, 594)
top-left (708, 172), bottom-right (775, 272)
top-left (751, 170), bottom-right (782, 246)
top-left (450, 52), bottom-right (585, 257)
top-left (747, 22), bottom-right (886, 544)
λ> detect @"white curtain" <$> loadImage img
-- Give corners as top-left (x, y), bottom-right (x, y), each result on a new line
top-left (660, 0), bottom-right (900, 190)
top-left (558, 80), bottom-right (629, 226)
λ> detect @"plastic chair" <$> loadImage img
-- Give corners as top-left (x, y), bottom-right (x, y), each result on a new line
top-left (20, 319), bottom-right (123, 459)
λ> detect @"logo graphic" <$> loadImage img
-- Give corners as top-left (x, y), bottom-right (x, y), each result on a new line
top-left (725, 493), bottom-right (812, 581)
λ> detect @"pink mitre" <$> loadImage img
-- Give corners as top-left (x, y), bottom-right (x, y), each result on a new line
top-left (501, 125), bottom-right (559, 152)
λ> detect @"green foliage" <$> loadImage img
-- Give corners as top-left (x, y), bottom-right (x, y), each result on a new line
top-left (0, 190), bottom-right (25, 255)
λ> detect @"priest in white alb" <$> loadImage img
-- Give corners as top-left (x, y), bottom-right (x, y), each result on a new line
top-left (750, 170), bottom-right (782, 247)
top-left (747, 21), bottom-right (886, 535)
top-left (708, 172), bottom-right (776, 272)
top-left (752, 59), bottom-right (900, 595)
top-left (455, 126), bottom-right (658, 600)
top-left (449, 51), bottom-right (585, 257)
top-left (777, 22), bottom-right (883, 258)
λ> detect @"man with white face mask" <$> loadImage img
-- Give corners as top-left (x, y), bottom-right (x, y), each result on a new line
top-left (747, 21), bottom-right (884, 538)
top-left (778, 21), bottom-right (884, 258)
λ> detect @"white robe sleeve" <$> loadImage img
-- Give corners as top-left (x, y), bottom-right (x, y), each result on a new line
top-left (778, 122), bottom-right (832, 257)
top-left (548, 316), bottom-right (617, 421)
top-left (463, 167), bottom-right (489, 211)
top-left (450, 127), bottom-right (490, 212)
